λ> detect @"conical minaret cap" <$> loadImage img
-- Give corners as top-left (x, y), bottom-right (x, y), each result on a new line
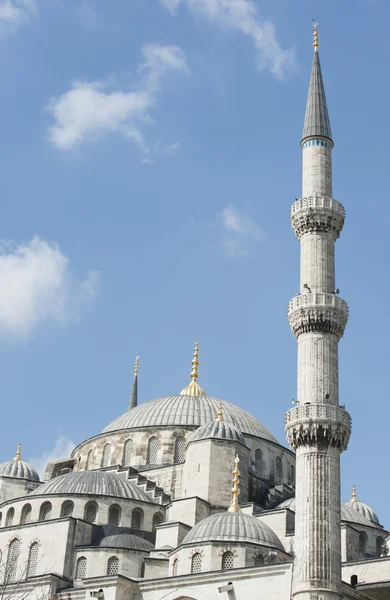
top-left (129, 355), bottom-right (139, 410)
top-left (301, 22), bottom-right (333, 146)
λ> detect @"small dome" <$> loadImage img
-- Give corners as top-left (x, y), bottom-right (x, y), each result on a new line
top-left (190, 420), bottom-right (246, 445)
top-left (0, 460), bottom-right (39, 483)
top-left (276, 497), bottom-right (379, 528)
top-left (29, 470), bottom-right (155, 503)
top-left (345, 487), bottom-right (379, 524)
top-left (181, 511), bottom-right (284, 550)
top-left (99, 533), bottom-right (153, 551)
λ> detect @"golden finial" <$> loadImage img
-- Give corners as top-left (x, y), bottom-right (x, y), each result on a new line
top-left (180, 341), bottom-right (206, 396)
top-left (351, 484), bottom-right (358, 503)
top-left (216, 402), bottom-right (224, 422)
top-left (13, 443), bottom-right (21, 462)
top-left (228, 454), bottom-right (242, 513)
top-left (312, 20), bottom-right (319, 52)
top-left (134, 355), bottom-right (139, 375)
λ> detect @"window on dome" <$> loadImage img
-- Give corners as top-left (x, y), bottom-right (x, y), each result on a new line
top-left (5, 507), bottom-right (14, 527)
top-left (255, 449), bottom-right (263, 476)
top-left (61, 500), bottom-right (74, 518)
top-left (84, 501), bottom-right (98, 523)
top-left (6, 538), bottom-right (20, 583)
top-left (20, 503), bottom-right (32, 525)
top-left (122, 439), bottom-right (133, 467)
top-left (101, 443), bottom-right (112, 468)
top-left (39, 502), bottom-right (52, 521)
top-left (222, 551), bottom-right (234, 570)
top-left (27, 542), bottom-right (39, 578)
top-left (131, 508), bottom-right (143, 530)
top-left (108, 505), bottom-right (121, 527)
top-left (172, 558), bottom-right (178, 576)
top-left (276, 457), bottom-right (283, 482)
top-left (140, 560), bottom-right (146, 578)
top-left (359, 532), bottom-right (367, 556)
top-left (86, 449), bottom-right (93, 470)
top-left (75, 556), bottom-right (87, 580)
top-left (174, 436), bottom-right (186, 464)
top-left (291, 465), bottom-right (296, 486)
top-left (254, 553), bottom-right (265, 565)
top-left (191, 553), bottom-right (202, 574)
top-left (376, 537), bottom-right (384, 557)
top-left (152, 513), bottom-right (162, 531)
top-left (147, 437), bottom-right (158, 465)
top-left (107, 556), bottom-right (119, 575)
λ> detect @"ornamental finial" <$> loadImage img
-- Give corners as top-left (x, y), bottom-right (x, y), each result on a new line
top-left (13, 443), bottom-right (21, 462)
top-left (351, 484), bottom-right (358, 503)
top-left (180, 341), bottom-right (206, 396)
top-left (216, 401), bottom-right (224, 422)
top-left (228, 454), bottom-right (242, 513)
top-left (312, 20), bottom-right (319, 51)
top-left (134, 354), bottom-right (139, 375)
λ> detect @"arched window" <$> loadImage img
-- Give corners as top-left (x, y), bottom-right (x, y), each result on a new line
top-left (61, 500), bottom-right (74, 518)
top-left (291, 465), bottom-right (296, 485)
top-left (140, 560), bottom-right (146, 578)
top-left (86, 449), bottom-right (93, 470)
top-left (276, 456), bottom-right (283, 482)
top-left (147, 437), bottom-right (158, 464)
top-left (84, 501), bottom-right (98, 523)
top-left (122, 439), bottom-right (133, 467)
top-left (254, 553), bottom-right (265, 565)
top-left (359, 532), bottom-right (367, 556)
top-left (152, 513), bottom-right (162, 531)
top-left (75, 556), bottom-right (87, 580)
top-left (255, 449), bottom-right (263, 476)
top-left (39, 502), bottom-right (52, 521)
top-left (6, 538), bottom-right (20, 583)
top-left (108, 505), bottom-right (121, 527)
top-left (5, 507), bottom-right (14, 527)
top-left (222, 551), bottom-right (234, 570)
top-left (27, 542), bottom-right (39, 578)
top-left (172, 558), bottom-right (178, 576)
top-left (101, 443), bottom-right (112, 468)
top-left (107, 556), bottom-right (119, 575)
top-left (174, 436), bottom-right (186, 464)
top-left (20, 503), bottom-right (32, 524)
top-left (351, 575), bottom-right (358, 587)
top-left (0, 512), bottom-right (2, 527)
top-left (191, 552), bottom-right (202, 574)
top-left (131, 508), bottom-right (143, 530)
top-left (376, 537), bottom-right (384, 557)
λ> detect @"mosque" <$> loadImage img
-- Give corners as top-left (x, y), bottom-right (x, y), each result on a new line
top-left (0, 23), bottom-right (389, 600)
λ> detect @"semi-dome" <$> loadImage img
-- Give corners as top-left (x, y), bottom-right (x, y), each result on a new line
top-left (0, 445), bottom-right (40, 482)
top-left (29, 470), bottom-right (156, 503)
top-left (345, 486), bottom-right (379, 524)
top-left (181, 511), bottom-right (284, 550)
top-left (276, 497), bottom-right (379, 528)
top-left (99, 533), bottom-right (154, 551)
top-left (103, 396), bottom-right (277, 443)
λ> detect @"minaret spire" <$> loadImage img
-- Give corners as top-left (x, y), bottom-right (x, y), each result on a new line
top-left (285, 23), bottom-right (351, 600)
top-left (13, 443), bottom-right (21, 461)
top-left (129, 355), bottom-right (139, 410)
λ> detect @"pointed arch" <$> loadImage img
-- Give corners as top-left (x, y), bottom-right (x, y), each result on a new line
top-left (174, 436), bottom-right (186, 464)
top-left (131, 507), bottom-right (143, 529)
top-left (39, 501), bottom-right (52, 521)
top-left (27, 542), bottom-right (39, 578)
top-left (101, 443), bottom-right (112, 467)
top-left (108, 504), bottom-right (121, 527)
top-left (86, 449), bottom-right (94, 470)
top-left (6, 538), bottom-right (20, 583)
top-left (61, 500), bottom-right (74, 518)
top-left (20, 503), bottom-right (32, 524)
top-left (122, 439), bottom-right (133, 467)
top-left (191, 552), bottom-right (202, 574)
top-left (5, 507), bottom-right (14, 527)
top-left (75, 556), bottom-right (87, 580)
top-left (147, 437), bottom-right (158, 464)
top-left (107, 556), bottom-right (119, 575)
top-left (221, 551), bottom-right (234, 570)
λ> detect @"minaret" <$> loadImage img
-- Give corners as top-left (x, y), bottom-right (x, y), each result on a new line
top-left (285, 23), bottom-right (352, 600)
top-left (129, 355), bottom-right (139, 410)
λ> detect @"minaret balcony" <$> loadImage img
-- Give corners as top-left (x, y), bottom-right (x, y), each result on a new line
top-left (290, 196), bottom-right (345, 240)
top-left (285, 404), bottom-right (351, 451)
top-left (288, 293), bottom-right (348, 339)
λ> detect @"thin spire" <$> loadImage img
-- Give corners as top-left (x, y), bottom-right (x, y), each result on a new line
top-left (180, 341), bottom-right (206, 396)
top-left (351, 484), bottom-right (358, 503)
top-left (216, 401), bottom-right (224, 422)
top-left (228, 454), bottom-right (242, 513)
top-left (129, 355), bottom-right (139, 410)
top-left (301, 21), bottom-right (333, 146)
top-left (13, 443), bottom-right (21, 462)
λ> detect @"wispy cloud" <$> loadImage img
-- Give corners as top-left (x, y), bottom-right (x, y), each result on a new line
top-left (0, 0), bottom-right (37, 32)
top-left (159, 0), bottom-right (295, 79)
top-left (30, 435), bottom-right (75, 480)
top-left (0, 236), bottom-right (99, 339)
top-left (46, 43), bottom-right (189, 156)
top-left (218, 204), bottom-right (265, 257)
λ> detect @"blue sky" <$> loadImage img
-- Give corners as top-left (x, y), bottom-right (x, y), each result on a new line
top-left (0, 0), bottom-right (388, 523)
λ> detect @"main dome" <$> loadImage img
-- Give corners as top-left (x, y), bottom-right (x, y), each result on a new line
top-left (102, 395), bottom-right (278, 443)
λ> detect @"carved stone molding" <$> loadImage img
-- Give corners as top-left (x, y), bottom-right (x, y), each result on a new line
top-left (290, 196), bottom-right (345, 240)
top-left (285, 404), bottom-right (351, 451)
top-left (288, 293), bottom-right (348, 339)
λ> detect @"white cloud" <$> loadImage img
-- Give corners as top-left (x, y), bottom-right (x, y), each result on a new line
top-left (218, 204), bottom-right (265, 257)
top-left (0, 236), bottom-right (99, 339)
top-left (47, 43), bottom-right (189, 154)
top-left (30, 436), bottom-right (75, 480)
top-left (0, 0), bottom-right (37, 31)
top-left (159, 0), bottom-right (295, 78)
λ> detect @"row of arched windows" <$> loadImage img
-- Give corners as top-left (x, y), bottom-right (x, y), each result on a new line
top-left (4, 539), bottom-right (39, 583)
top-left (174, 551), bottom-right (265, 576)
top-left (253, 450), bottom-right (295, 484)
top-left (75, 555), bottom-right (139, 579)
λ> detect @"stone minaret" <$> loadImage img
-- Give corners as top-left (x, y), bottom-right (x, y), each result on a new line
top-left (285, 23), bottom-right (352, 600)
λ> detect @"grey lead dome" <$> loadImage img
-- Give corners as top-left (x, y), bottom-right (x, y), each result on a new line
top-left (99, 534), bottom-right (154, 552)
top-left (0, 460), bottom-right (40, 482)
top-left (277, 498), bottom-right (380, 528)
top-left (181, 512), bottom-right (284, 550)
top-left (190, 420), bottom-right (246, 446)
top-left (102, 395), bottom-right (278, 443)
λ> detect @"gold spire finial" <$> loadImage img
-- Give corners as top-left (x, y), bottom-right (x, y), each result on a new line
top-left (180, 341), bottom-right (206, 396)
top-left (134, 355), bottom-right (139, 375)
top-left (13, 443), bottom-right (21, 462)
top-left (228, 454), bottom-right (242, 513)
top-left (216, 401), bottom-right (224, 422)
top-left (351, 484), bottom-right (358, 503)
top-left (312, 20), bottom-right (319, 51)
